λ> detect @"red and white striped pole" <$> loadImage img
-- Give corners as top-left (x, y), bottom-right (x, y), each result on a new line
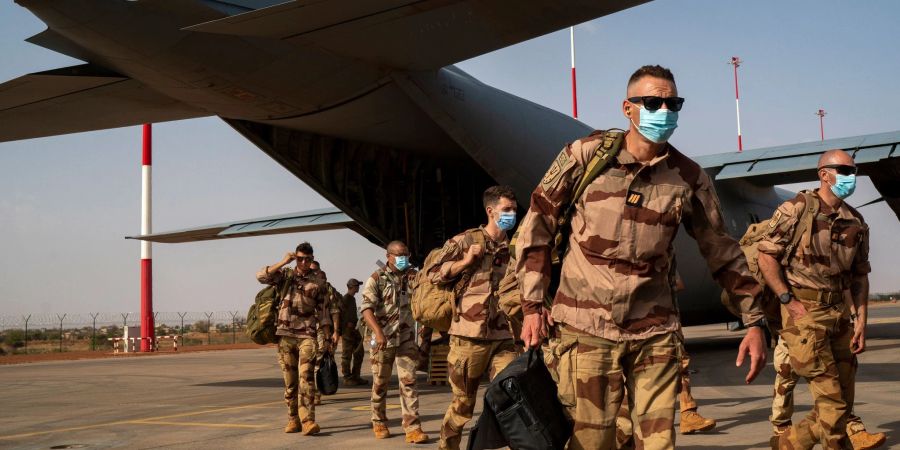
top-left (570, 26), bottom-right (578, 119)
top-left (140, 124), bottom-right (154, 352)
top-left (728, 56), bottom-right (743, 152)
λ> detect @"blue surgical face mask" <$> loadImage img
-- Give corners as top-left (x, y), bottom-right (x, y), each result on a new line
top-left (394, 255), bottom-right (410, 271)
top-left (496, 211), bottom-right (517, 231)
top-left (631, 104), bottom-right (678, 143)
top-left (830, 174), bottom-right (856, 199)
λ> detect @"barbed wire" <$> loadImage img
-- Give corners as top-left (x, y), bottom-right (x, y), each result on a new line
top-left (0, 311), bottom-right (245, 331)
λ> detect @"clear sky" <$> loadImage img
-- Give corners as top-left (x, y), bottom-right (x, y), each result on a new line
top-left (2, 0), bottom-right (899, 318)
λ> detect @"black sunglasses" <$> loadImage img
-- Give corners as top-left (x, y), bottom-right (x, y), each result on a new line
top-left (627, 96), bottom-right (685, 112)
top-left (295, 255), bottom-right (314, 263)
top-left (820, 164), bottom-right (857, 176)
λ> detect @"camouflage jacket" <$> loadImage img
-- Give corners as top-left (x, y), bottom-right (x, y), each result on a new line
top-left (360, 265), bottom-right (416, 348)
top-left (515, 131), bottom-right (764, 341)
top-left (758, 189), bottom-right (870, 292)
top-left (256, 266), bottom-right (333, 339)
top-left (313, 278), bottom-right (343, 338)
top-left (428, 227), bottom-right (513, 340)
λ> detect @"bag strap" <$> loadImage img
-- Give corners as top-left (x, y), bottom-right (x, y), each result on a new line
top-left (781, 191), bottom-right (819, 266)
top-left (552, 129), bottom-right (625, 263)
top-left (451, 229), bottom-right (487, 323)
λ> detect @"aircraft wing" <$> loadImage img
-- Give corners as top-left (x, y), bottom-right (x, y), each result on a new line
top-left (184, 0), bottom-right (651, 70)
top-left (697, 130), bottom-right (900, 220)
top-left (125, 207), bottom-right (366, 243)
top-left (0, 63), bottom-right (209, 142)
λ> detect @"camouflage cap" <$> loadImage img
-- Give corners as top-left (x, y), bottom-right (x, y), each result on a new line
top-left (347, 278), bottom-right (362, 287)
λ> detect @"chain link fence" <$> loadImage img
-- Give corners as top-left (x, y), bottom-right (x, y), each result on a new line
top-left (0, 311), bottom-right (248, 355)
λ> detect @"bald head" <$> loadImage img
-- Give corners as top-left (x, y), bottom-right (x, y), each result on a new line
top-left (386, 240), bottom-right (408, 255)
top-left (818, 149), bottom-right (854, 169)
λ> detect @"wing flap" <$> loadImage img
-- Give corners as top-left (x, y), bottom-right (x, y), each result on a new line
top-left (0, 64), bottom-right (209, 142)
top-left (184, 0), bottom-right (650, 70)
top-left (126, 208), bottom-right (353, 243)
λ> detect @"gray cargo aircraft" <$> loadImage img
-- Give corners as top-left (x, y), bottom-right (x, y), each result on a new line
top-left (2, 0), bottom-right (899, 325)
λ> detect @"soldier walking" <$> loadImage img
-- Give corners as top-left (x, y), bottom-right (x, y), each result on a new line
top-left (360, 240), bottom-right (429, 444)
top-left (341, 278), bottom-right (367, 386)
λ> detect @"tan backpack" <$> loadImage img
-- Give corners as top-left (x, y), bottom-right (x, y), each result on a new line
top-left (411, 230), bottom-right (485, 331)
top-left (721, 191), bottom-right (819, 328)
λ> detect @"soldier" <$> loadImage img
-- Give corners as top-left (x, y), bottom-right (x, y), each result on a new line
top-left (360, 240), bottom-right (429, 444)
top-left (771, 336), bottom-right (885, 449)
top-left (429, 185), bottom-right (519, 450)
top-left (516, 65), bottom-right (767, 449)
top-left (341, 278), bottom-right (367, 386)
top-left (256, 242), bottom-right (334, 436)
top-left (758, 149), bottom-right (878, 449)
top-left (309, 260), bottom-right (342, 405)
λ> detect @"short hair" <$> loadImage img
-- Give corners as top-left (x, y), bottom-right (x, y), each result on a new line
top-left (295, 242), bottom-right (314, 255)
top-left (627, 65), bottom-right (676, 90)
top-left (483, 185), bottom-right (517, 209)
top-left (386, 240), bottom-right (408, 254)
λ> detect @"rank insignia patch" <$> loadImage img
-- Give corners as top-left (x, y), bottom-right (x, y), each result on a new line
top-left (625, 190), bottom-right (644, 207)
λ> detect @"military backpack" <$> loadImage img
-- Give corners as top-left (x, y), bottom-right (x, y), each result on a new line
top-left (721, 191), bottom-right (820, 329)
top-left (245, 271), bottom-right (292, 345)
top-left (410, 229), bottom-right (486, 332)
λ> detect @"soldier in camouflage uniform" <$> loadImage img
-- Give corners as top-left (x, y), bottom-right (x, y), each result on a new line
top-left (430, 185), bottom-right (519, 450)
top-left (771, 336), bottom-right (884, 449)
top-left (360, 240), bottom-right (429, 444)
top-left (257, 242), bottom-right (334, 436)
top-left (758, 149), bottom-right (882, 450)
top-left (340, 278), bottom-right (367, 386)
top-left (516, 65), bottom-right (768, 450)
top-left (309, 261), bottom-right (343, 406)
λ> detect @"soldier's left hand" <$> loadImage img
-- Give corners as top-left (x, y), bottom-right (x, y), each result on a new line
top-left (331, 331), bottom-right (340, 347)
top-left (736, 326), bottom-right (767, 384)
top-left (851, 322), bottom-right (866, 354)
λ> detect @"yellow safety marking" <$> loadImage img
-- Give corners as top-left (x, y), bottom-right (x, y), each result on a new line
top-left (132, 421), bottom-right (266, 429)
top-left (350, 404), bottom-right (400, 411)
top-left (0, 400), bottom-right (281, 440)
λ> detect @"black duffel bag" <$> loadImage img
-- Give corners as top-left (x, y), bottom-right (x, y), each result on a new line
top-left (316, 351), bottom-right (339, 395)
top-left (468, 347), bottom-right (571, 450)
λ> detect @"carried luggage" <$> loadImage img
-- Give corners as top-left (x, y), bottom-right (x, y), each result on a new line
top-left (246, 272), bottom-right (292, 345)
top-left (316, 350), bottom-right (340, 395)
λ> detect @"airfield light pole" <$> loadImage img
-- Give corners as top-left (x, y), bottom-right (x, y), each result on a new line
top-left (728, 56), bottom-right (743, 152)
top-left (140, 124), bottom-right (155, 352)
top-left (570, 26), bottom-right (578, 119)
top-left (817, 109), bottom-right (827, 141)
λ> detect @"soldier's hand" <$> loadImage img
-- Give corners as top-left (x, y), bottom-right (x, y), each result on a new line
top-left (373, 331), bottom-right (387, 353)
top-left (282, 252), bottom-right (295, 264)
top-left (521, 311), bottom-right (547, 349)
top-left (465, 244), bottom-right (484, 265)
top-left (785, 299), bottom-right (808, 321)
top-left (736, 326), bottom-right (767, 384)
top-left (851, 322), bottom-right (866, 354)
top-left (331, 331), bottom-right (340, 347)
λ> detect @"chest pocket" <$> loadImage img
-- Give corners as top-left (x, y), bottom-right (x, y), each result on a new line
top-left (830, 219), bottom-right (863, 272)
top-left (296, 281), bottom-right (319, 314)
top-left (631, 185), bottom-right (686, 260)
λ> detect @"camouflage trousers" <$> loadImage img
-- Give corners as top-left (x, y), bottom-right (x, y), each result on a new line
top-left (770, 336), bottom-right (862, 436)
top-left (277, 336), bottom-right (318, 422)
top-left (341, 328), bottom-right (364, 380)
top-left (439, 336), bottom-right (517, 450)
top-left (614, 341), bottom-right (698, 448)
top-left (556, 327), bottom-right (680, 450)
top-left (778, 300), bottom-right (854, 450)
top-left (369, 336), bottom-right (422, 431)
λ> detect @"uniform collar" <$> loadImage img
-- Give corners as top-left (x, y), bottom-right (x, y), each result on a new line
top-left (617, 142), bottom-right (671, 167)
top-left (811, 189), bottom-right (856, 220)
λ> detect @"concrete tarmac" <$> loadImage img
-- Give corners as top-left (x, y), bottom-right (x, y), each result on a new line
top-left (2, 304), bottom-right (898, 449)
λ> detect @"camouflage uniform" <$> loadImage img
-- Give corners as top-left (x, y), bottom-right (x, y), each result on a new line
top-left (515, 131), bottom-right (764, 450)
top-left (257, 266), bottom-right (332, 425)
top-left (360, 266), bottom-right (423, 432)
top-left (429, 227), bottom-right (517, 450)
top-left (759, 190), bottom-right (869, 450)
top-left (340, 293), bottom-right (365, 380)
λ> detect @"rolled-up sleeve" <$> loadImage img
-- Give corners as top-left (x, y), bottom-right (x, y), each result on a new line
top-left (428, 239), bottom-right (465, 286)
top-left (683, 172), bottom-right (764, 325)
top-left (757, 200), bottom-right (803, 259)
top-left (360, 275), bottom-right (380, 313)
top-left (257, 266), bottom-right (283, 285)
